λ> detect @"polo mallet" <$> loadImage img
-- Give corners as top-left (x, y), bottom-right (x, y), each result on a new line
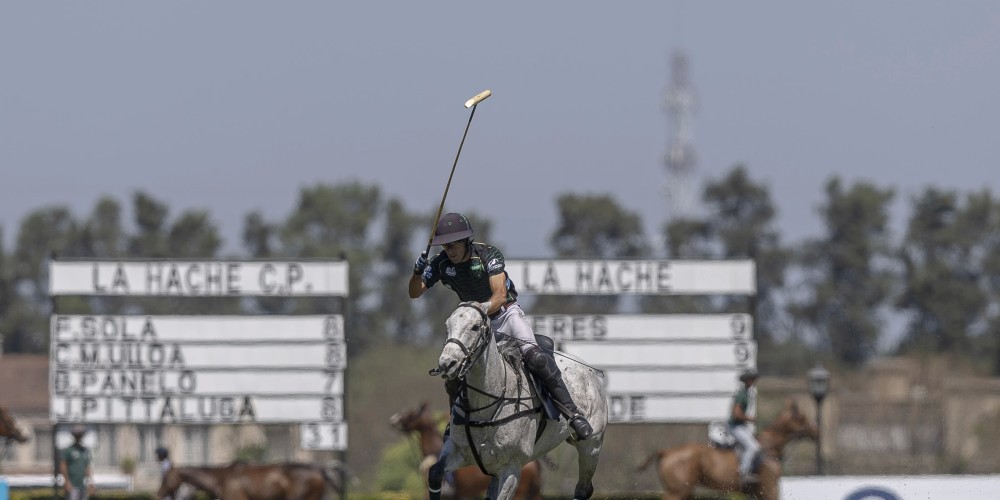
top-left (424, 89), bottom-right (492, 256)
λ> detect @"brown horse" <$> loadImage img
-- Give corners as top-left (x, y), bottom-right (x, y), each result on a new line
top-left (156, 462), bottom-right (342, 500)
top-left (637, 399), bottom-right (818, 500)
top-left (0, 406), bottom-right (29, 443)
top-left (390, 401), bottom-right (543, 500)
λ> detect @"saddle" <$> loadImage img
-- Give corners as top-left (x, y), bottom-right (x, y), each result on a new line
top-left (497, 334), bottom-right (561, 422)
top-left (709, 421), bottom-right (763, 476)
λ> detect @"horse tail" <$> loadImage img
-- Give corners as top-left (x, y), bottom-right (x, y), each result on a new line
top-left (636, 449), bottom-right (664, 473)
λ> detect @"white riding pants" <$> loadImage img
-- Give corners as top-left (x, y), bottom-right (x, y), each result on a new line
top-left (728, 423), bottom-right (760, 477)
top-left (490, 303), bottom-right (537, 354)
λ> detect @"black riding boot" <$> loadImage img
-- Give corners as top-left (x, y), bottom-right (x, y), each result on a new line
top-left (523, 346), bottom-right (594, 440)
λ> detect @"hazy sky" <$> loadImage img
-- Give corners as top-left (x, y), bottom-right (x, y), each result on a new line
top-left (3, 2), bottom-right (999, 258)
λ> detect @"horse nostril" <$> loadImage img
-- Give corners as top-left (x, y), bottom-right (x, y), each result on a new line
top-left (447, 360), bottom-right (457, 370)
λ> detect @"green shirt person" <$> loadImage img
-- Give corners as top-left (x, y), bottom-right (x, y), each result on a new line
top-left (727, 369), bottom-right (761, 485)
top-left (60, 425), bottom-right (95, 500)
top-left (728, 385), bottom-right (756, 427)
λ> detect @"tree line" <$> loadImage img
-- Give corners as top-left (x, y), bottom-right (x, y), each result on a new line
top-left (3, 166), bottom-right (999, 376)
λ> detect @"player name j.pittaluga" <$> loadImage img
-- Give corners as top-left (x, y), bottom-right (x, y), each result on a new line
top-left (53, 395), bottom-right (257, 424)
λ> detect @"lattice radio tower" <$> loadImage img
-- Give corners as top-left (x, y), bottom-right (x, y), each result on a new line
top-left (663, 51), bottom-right (698, 220)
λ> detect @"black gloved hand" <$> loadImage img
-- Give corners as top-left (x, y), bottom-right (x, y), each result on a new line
top-left (413, 251), bottom-right (429, 276)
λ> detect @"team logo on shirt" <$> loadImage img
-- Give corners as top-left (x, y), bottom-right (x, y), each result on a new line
top-left (446, 266), bottom-right (457, 277)
top-left (470, 261), bottom-right (484, 277)
top-left (487, 258), bottom-right (501, 272)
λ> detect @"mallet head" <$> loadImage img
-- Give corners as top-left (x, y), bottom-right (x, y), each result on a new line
top-left (464, 90), bottom-right (492, 108)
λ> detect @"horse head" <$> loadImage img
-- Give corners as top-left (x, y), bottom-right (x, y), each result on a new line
top-left (0, 406), bottom-right (29, 443)
top-left (786, 400), bottom-right (819, 441)
top-left (778, 399), bottom-right (819, 441)
top-left (758, 399), bottom-right (818, 462)
top-left (437, 302), bottom-right (492, 380)
top-left (390, 401), bottom-right (445, 457)
top-left (389, 401), bottom-right (433, 434)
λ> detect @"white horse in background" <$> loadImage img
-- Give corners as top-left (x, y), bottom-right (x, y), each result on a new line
top-left (431, 302), bottom-right (608, 500)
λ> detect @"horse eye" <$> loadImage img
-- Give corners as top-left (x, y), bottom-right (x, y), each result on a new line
top-left (471, 324), bottom-right (480, 331)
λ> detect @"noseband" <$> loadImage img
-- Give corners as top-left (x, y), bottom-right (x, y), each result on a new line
top-left (443, 302), bottom-right (492, 379)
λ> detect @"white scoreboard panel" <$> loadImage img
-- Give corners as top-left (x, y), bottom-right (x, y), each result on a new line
top-left (531, 314), bottom-right (755, 423)
top-left (300, 422), bottom-right (349, 451)
top-left (507, 260), bottom-right (756, 295)
top-left (49, 261), bottom-right (349, 296)
top-left (50, 315), bottom-right (348, 450)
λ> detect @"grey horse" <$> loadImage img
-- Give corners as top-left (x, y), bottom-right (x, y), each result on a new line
top-left (433, 302), bottom-right (608, 500)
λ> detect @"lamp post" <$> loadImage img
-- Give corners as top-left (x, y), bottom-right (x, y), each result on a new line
top-left (808, 364), bottom-right (830, 475)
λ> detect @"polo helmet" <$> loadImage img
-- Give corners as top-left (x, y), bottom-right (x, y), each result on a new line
top-left (430, 212), bottom-right (474, 245)
top-left (739, 368), bottom-right (759, 382)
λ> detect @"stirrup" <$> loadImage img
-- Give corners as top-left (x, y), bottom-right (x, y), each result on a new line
top-left (569, 415), bottom-right (593, 440)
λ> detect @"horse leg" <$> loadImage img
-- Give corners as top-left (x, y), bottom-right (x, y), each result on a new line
top-left (428, 456), bottom-right (448, 500)
top-left (759, 459), bottom-right (781, 500)
top-left (572, 435), bottom-right (603, 499)
top-left (453, 466), bottom-right (489, 499)
top-left (487, 466), bottom-right (521, 500)
top-left (223, 485), bottom-right (250, 500)
top-left (430, 438), bottom-right (470, 500)
top-left (514, 461), bottom-right (542, 500)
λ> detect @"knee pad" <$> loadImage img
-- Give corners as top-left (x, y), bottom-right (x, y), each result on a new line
top-left (524, 347), bottom-right (560, 380)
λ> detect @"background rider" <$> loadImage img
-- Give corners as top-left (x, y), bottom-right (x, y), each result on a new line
top-left (728, 368), bottom-right (761, 485)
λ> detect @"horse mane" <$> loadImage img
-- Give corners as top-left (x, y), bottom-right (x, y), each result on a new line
top-left (498, 342), bottom-right (524, 369)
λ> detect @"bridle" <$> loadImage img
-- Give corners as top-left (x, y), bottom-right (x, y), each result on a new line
top-left (442, 302), bottom-right (493, 379)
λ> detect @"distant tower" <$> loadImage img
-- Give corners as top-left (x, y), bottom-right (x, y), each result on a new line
top-left (663, 51), bottom-right (698, 219)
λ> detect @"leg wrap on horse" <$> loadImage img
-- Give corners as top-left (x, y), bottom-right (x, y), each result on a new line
top-left (428, 458), bottom-right (446, 500)
top-left (523, 346), bottom-right (594, 440)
